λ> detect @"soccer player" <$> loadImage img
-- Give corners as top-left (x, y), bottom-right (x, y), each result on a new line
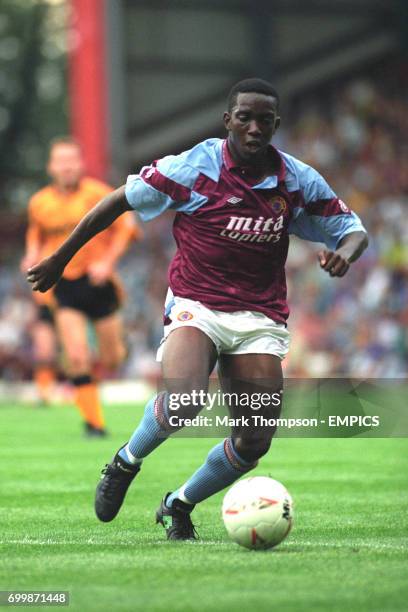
top-left (27, 79), bottom-right (368, 536)
top-left (23, 137), bottom-right (142, 435)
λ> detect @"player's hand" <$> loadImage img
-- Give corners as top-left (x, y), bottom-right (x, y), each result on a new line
top-left (27, 255), bottom-right (65, 292)
top-left (317, 249), bottom-right (350, 277)
top-left (87, 260), bottom-right (113, 286)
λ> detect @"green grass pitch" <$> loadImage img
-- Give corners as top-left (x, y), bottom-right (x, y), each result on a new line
top-left (1, 402), bottom-right (407, 611)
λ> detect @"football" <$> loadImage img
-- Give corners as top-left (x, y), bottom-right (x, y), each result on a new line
top-left (222, 476), bottom-right (294, 550)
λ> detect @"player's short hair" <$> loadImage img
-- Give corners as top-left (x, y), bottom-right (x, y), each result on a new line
top-left (227, 78), bottom-right (280, 112)
top-left (48, 136), bottom-right (82, 157)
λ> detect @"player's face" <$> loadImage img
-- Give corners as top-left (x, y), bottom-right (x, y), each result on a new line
top-left (47, 143), bottom-right (84, 190)
top-left (224, 92), bottom-right (280, 164)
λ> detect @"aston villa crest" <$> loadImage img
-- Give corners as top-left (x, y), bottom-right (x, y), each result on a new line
top-left (270, 196), bottom-right (287, 215)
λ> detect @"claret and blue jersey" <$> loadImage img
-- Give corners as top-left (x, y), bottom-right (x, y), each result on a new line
top-left (125, 138), bottom-right (366, 324)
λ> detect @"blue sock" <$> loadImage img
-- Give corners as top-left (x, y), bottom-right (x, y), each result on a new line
top-left (166, 438), bottom-right (257, 507)
top-left (118, 394), bottom-right (170, 465)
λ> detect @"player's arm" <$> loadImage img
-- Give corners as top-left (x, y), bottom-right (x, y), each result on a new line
top-left (87, 214), bottom-right (143, 285)
top-left (317, 230), bottom-right (369, 277)
top-left (21, 198), bottom-right (44, 273)
top-left (28, 150), bottom-right (205, 291)
top-left (21, 224), bottom-right (42, 273)
top-left (105, 216), bottom-right (143, 264)
top-left (27, 186), bottom-right (131, 292)
top-left (288, 164), bottom-right (369, 278)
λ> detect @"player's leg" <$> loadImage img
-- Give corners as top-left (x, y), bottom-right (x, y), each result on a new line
top-left (31, 307), bottom-right (57, 405)
top-left (55, 307), bottom-right (106, 434)
top-left (95, 326), bottom-right (217, 523)
top-left (219, 353), bottom-right (283, 461)
top-left (163, 354), bottom-right (282, 515)
top-left (94, 311), bottom-right (126, 372)
top-left (122, 325), bottom-right (217, 462)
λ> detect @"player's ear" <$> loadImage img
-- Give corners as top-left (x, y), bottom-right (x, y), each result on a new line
top-left (223, 111), bottom-right (232, 131)
top-left (274, 116), bottom-right (281, 131)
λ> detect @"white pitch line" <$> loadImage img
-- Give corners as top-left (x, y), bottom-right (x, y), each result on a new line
top-left (1, 539), bottom-right (407, 551)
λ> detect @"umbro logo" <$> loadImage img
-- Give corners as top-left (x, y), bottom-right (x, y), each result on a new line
top-left (226, 196), bottom-right (243, 205)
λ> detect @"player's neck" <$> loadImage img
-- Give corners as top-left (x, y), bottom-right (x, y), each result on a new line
top-left (227, 139), bottom-right (273, 179)
top-left (52, 181), bottom-right (80, 195)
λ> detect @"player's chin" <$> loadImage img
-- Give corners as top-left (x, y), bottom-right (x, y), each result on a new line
top-left (241, 144), bottom-right (267, 160)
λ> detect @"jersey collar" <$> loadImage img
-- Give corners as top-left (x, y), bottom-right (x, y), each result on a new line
top-left (222, 139), bottom-right (286, 189)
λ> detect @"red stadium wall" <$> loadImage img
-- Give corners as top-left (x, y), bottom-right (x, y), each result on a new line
top-left (67, 0), bottom-right (109, 180)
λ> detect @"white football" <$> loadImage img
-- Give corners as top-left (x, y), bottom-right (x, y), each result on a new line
top-left (222, 476), bottom-right (294, 550)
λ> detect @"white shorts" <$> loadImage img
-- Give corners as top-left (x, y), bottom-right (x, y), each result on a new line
top-left (156, 290), bottom-right (290, 361)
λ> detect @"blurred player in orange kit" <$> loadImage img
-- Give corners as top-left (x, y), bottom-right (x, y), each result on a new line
top-left (22, 137), bottom-right (143, 435)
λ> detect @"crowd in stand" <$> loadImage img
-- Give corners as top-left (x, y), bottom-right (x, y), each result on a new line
top-left (1, 67), bottom-right (407, 380)
top-left (282, 72), bottom-right (408, 377)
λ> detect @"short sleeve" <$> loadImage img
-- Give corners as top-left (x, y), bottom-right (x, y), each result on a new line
top-left (125, 155), bottom-right (206, 222)
top-left (288, 166), bottom-right (367, 250)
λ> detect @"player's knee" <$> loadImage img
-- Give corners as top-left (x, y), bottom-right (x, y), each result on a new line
top-left (35, 346), bottom-right (55, 363)
top-left (100, 345), bottom-right (125, 370)
top-left (65, 348), bottom-right (90, 375)
top-left (234, 434), bottom-right (273, 463)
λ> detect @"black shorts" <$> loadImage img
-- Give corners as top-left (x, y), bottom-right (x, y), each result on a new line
top-left (37, 304), bottom-right (54, 325)
top-left (54, 275), bottom-right (120, 321)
